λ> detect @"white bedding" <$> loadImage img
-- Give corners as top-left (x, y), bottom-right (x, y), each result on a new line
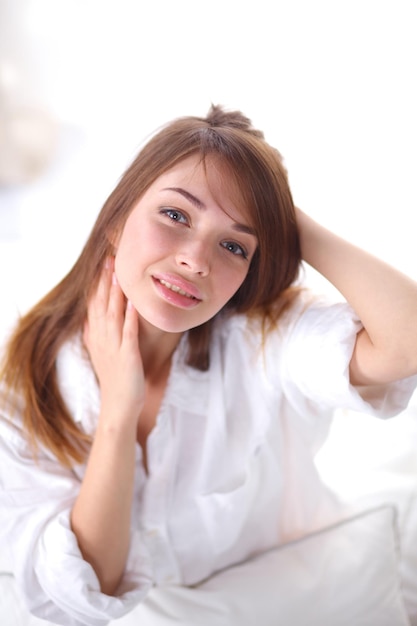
top-left (1, 396), bottom-right (417, 626)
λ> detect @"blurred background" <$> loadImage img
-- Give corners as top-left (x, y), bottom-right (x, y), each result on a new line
top-left (1, 0), bottom-right (416, 339)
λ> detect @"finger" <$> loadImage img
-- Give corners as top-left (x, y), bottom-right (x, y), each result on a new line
top-left (106, 271), bottom-right (127, 333)
top-left (122, 300), bottom-right (139, 344)
top-left (122, 301), bottom-right (143, 374)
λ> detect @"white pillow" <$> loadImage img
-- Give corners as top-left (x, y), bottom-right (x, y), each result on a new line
top-left (398, 492), bottom-right (417, 625)
top-left (0, 506), bottom-right (409, 626)
top-left (116, 505), bottom-right (410, 626)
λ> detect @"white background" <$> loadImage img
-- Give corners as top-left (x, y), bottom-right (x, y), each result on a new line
top-left (1, 0), bottom-right (416, 333)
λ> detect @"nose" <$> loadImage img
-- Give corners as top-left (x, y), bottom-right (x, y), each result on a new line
top-left (175, 239), bottom-right (211, 277)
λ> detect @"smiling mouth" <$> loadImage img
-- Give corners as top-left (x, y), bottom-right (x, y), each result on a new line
top-left (157, 278), bottom-right (199, 300)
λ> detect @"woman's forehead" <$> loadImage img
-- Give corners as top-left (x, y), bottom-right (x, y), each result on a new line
top-left (154, 153), bottom-right (255, 228)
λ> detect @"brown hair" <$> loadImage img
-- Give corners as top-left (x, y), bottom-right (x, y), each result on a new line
top-left (0, 104), bottom-right (301, 467)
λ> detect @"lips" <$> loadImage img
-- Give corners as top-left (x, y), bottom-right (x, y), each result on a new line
top-left (158, 278), bottom-right (198, 299)
top-left (153, 273), bottom-right (203, 301)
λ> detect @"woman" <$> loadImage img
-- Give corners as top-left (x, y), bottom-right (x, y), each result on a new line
top-left (1, 104), bottom-right (416, 625)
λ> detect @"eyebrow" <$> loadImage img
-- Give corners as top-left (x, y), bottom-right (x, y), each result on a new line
top-left (162, 187), bottom-right (257, 237)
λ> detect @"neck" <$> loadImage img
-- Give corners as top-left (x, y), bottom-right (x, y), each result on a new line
top-left (138, 317), bottom-right (183, 381)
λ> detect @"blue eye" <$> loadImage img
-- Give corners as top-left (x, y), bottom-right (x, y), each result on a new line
top-left (161, 208), bottom-right (188, 224)
top-left (221, 241), bottom-right (248, 259)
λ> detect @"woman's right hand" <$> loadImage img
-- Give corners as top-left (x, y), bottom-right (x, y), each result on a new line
top-left (83, 256), bottom-right (145, 426)
top-left (72, 257), bottom-right (143, 594)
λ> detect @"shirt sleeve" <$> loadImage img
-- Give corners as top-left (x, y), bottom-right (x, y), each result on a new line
top-left (273, 298), bottom-right (417, 417)
top-left (0, 410), bottom-right (154, 626)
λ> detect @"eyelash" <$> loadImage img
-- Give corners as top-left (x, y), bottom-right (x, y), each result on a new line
top-left (161, 208), bottom-right (188, 224)
top-left (160, 207), bottom-right (249, 260)
top-left (220, 241), bottom-right (248, 259)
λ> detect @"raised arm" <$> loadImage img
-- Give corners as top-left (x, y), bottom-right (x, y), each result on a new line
top-left (296, 208), bottom-right (417, 387)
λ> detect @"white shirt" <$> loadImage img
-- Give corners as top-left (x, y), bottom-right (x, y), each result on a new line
top-left (1, 297), bottom-right (416, 626)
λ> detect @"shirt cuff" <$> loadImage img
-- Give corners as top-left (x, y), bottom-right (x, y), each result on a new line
top-left (32, 510), bottom-right (154, 626)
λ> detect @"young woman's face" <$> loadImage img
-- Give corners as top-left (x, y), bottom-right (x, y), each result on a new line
top-left (114, 154), bottom-right (258, 333)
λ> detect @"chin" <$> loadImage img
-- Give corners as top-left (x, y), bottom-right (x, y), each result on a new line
top-left (138, 311), bottom-right (207, 334)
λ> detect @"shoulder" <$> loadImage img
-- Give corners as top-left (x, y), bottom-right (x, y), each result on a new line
top-left (280, 292), bottom-right (363, 355)
top-left (214, 293), bottom-right (363, 391)
top-left (211, 312), bottom-right (262, 364)
top-left (213, 290), bottom-right (356, 351)
top-left (55, 333), bottom-right (100, 434)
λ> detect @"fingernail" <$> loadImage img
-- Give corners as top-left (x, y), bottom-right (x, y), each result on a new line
top-left (104, 257), bottom-right (111, 269)
top-left (112, 272), bottom-right (118, 285)
top-left (127, 299), bottom-right (134, 310)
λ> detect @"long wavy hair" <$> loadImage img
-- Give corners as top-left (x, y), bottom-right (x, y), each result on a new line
top-left (0, 104), bottom-right (302, 467)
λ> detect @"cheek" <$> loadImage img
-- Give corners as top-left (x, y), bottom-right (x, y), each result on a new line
top-left (114, 232), bottom-right (144, 291)
top-left (115, 226), bottom-right (179, 295)
top-left (218, 265), bottom-right (249, 301)
top-left (116, 223), bottom-right (167, 266)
